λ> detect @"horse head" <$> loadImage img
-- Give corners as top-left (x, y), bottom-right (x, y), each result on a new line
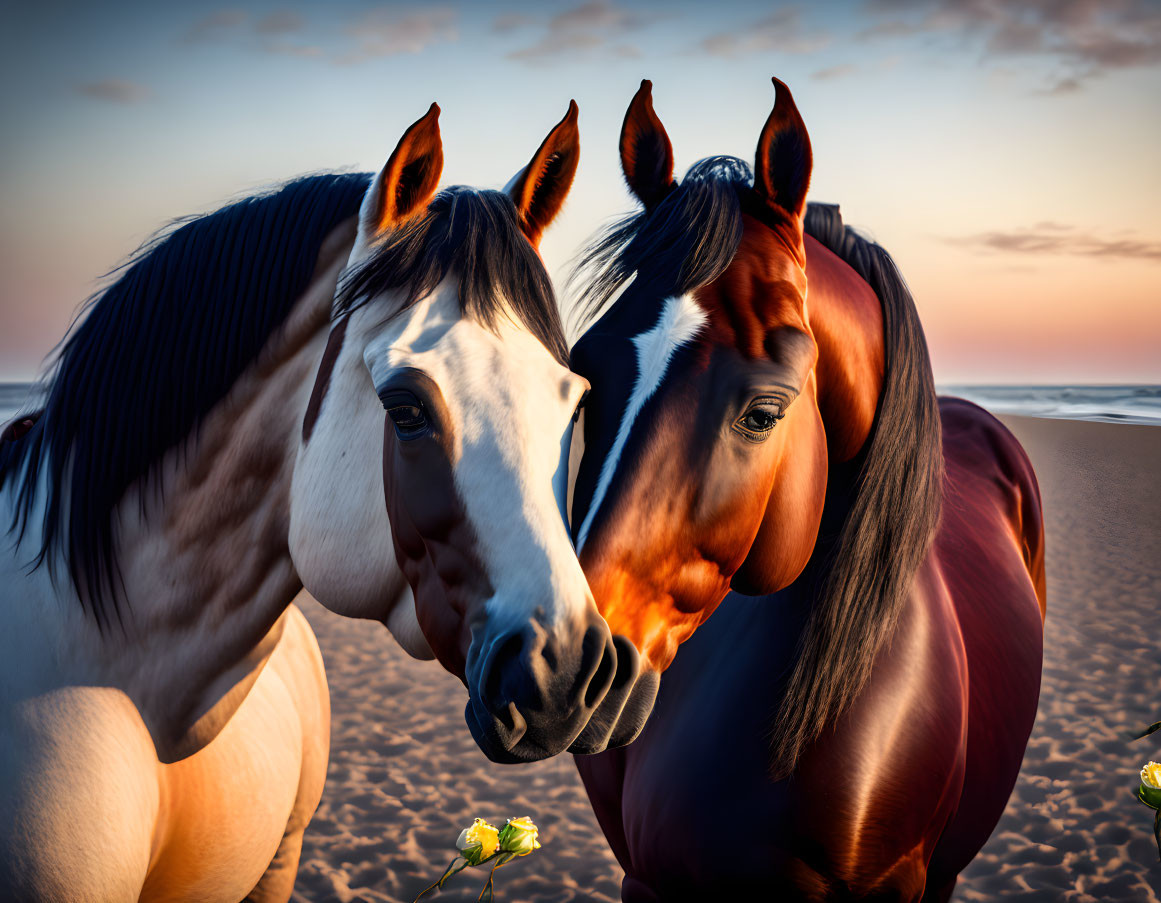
top-left (291, 104), bottom-right (650, 762)
top-left (568, 79), bottom-right (938, 773)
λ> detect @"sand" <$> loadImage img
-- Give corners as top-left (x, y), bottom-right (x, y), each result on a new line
top-left (290, 602), bottom-right (623, 903)
top-left (293, 414), bottom-right (1161, 902)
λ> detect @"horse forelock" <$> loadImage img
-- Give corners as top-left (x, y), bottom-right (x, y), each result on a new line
top-left (335, 187), bottom-right (569, 368)
top-left (570, 156), bottom-right (750, 334)
top-left (0, 172), bottom-right (370, 627)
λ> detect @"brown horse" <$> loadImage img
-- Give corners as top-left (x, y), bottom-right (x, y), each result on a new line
top-left (566, 79), bottom-right (1047, 901)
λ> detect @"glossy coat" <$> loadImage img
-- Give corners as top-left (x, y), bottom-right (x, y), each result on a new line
top-left (571, 80), bottom-right (1046, 901)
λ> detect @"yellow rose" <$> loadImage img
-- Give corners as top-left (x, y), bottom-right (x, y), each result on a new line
top-left (1139, 762), bottom-right (1161, 810)
top-left (497, 816), bottom-right (541, 857)
top-left (456, 818), bottom-right (499, 866)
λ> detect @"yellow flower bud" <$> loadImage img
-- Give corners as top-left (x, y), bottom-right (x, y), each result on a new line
top-left (456, 818), bottom-right (499, 866)
top-left (497, 816), bottom-right (541, 857)
top-left (1133, 761), bottom-right (1161, 807)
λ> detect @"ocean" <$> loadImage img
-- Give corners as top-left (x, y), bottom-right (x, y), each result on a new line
top-left (0, 383), bottom-right (44, 427)
top-left (2, 382), bottom-right (1160, 427)
top-left (938, 385), bottom-right (1161, 426)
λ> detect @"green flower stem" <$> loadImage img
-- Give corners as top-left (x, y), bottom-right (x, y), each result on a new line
top-left (476, 852), bottom-right (520, 902)
top-left (1134, 785), bottom-right (1161, 861)
top-left (413, 856), bottom-right (468, 902)
top-left (478, 862), bottom-right (498, 903)
top-left (414, 831), bottom-right (535, 902)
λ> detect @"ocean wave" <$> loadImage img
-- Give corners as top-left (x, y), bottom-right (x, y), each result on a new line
top-left (939, 385), bottom-right (1161, 426)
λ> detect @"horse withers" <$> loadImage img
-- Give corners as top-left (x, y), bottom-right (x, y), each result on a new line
top-left (0, 103), bottom-right (643, 901)
top-left (567, 79), bottom-right (1046, 901)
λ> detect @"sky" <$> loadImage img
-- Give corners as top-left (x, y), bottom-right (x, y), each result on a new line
top-left (1, 0), bottom-right (1159, 384)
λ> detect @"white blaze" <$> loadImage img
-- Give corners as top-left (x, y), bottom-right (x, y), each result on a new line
top-left (575, 294), bottom-right (707, 552)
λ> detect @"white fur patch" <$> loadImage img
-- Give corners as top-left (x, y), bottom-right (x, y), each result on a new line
top-left (355, 282), bottom-right (592, 633)
top-left (575, 294), bottom-right (707, 551)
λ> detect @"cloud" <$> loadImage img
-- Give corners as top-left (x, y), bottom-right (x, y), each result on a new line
top-left (700, 7), bottom-right (830, 57)
top-left (505, 1), bottom-right (658, 64)
top-left (255, 11), bottom-right (303, 36)
top-left (339, 7), bottom-right (457, 62)
top-left (946, 223), bottom-right (1161, 262)
top-left (265, 41), bottom-right (324, 58)
top-left (553, 0), bottom-right (638, 31)
top-left (812, 63), bottom-right (858, 80)
top-left (76, 79), bottom-right (151, 104)
top-left (860, 0), bottom-right (1161, 90)
top-left (1041, 75), bottom-right (1084, 95)
top-left (181, 9), bottom-right (247, 45)
top-left (508, 30), bottom-right (604, 62)
top-left (492, 12), bottom-right (535, 33)
top-left (177, 6), bottom-right (457, 64)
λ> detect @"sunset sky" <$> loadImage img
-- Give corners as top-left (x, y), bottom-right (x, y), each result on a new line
top-left (1, 0), bottom-right (1158, 383)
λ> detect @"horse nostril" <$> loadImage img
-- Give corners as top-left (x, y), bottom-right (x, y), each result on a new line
top-left (495, 701), bottom-right (513, 731)
top-left (482, 631), bottom-right (526, 714)
top-left (610, 634), bottom-right (640, 690)
top-left (580, 622), bottom-right (617, 705)
top-left (585, 654), bottom-right (613, 709)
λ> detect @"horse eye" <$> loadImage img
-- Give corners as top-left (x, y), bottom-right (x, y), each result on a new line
top-left (381, 392), bottom-right (430, 439)
top-left (745, 410), bottom-right (775, 430)
top-left (734, 404), bottom-right (783, 441)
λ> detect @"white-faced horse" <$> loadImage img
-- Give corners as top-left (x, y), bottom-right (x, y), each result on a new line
top-left (0, 103), bottom-right (642, 901)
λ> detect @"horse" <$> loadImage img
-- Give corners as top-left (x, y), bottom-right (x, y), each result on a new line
top-left (0, 101), bottom-right (643, 901)
top-left (566, 79), bottom-right (1047, 901)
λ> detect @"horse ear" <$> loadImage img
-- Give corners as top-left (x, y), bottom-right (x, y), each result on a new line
top-left (507, 100), bottom-right (580, 247)
top-left (754, 78), bottom-right (812, 219)
top-left (360, 103), bottom-right (443, 240)
top-left (620, 79), bottom-right (675, 211)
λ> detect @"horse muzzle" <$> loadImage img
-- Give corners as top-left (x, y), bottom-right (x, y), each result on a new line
top-left (464, 606), bottom-right (653, 762)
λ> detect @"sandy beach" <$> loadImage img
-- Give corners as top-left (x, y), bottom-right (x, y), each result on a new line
top-left (293, 413), bottom-right (1161, 903)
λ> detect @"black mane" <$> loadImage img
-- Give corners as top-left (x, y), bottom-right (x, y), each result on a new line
top-left (776, 202), bottom-right (943, 779)
top-left (0, 172), bottom-right (370, 627)
top-left (571, 158), bottom-right (943, 778)
top-left (571, 156), bottom-right (749, 327)
top-left (336, 187), bottom-right (569, 367)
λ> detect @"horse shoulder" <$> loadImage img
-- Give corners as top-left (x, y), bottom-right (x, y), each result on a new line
top-left (0, 684), bottom-right (160, 902)
top-left (788, 556), bottom-right (969, 899)
top-left (261, 599), bottom-right (330, 835)
top-left (0, 542), bottom-right (152, 899)
top-left (142, 604), bottom-right (327, 902)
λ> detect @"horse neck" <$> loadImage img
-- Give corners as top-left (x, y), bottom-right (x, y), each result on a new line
top-left (802, 234), bottom-right (884, 465)
top-left (73, 221), bottom-right (353, 760)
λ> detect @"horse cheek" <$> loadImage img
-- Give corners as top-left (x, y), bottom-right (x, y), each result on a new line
top-left (732, 399), bottom-right (827, 595)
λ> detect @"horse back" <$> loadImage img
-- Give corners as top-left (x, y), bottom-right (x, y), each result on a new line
top-left (922, 396), bottom-right (1046, 890)
top-left (938, 396), bottom-right (1046, 617)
